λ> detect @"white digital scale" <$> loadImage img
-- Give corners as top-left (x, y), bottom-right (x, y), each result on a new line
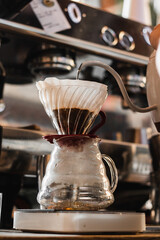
top-left (13, 210), bottom-right (146, 233)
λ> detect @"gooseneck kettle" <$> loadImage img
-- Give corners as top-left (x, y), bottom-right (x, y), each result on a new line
top-left (77, 60), bottom-right (159, 131)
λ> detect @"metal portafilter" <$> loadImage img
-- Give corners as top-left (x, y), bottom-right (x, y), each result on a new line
top-left (149, 134), bottom-right (160, 224)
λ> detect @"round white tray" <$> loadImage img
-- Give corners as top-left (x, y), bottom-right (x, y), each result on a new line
top-left (13, 210), bottom-right (146, 233)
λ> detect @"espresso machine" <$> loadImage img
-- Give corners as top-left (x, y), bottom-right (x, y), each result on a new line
top-left (0, 0), bottom-right (158, 232)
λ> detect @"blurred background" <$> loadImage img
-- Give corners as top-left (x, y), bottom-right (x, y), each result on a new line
top-left (0, 0), bottom-right (160, 229)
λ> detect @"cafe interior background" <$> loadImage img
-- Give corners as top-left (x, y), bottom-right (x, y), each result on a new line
top-left (0, 0), bottom-right (160, 229)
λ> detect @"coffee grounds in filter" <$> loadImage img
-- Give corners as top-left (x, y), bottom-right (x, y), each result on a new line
top-left (52, 108), bottom-right (95, 135)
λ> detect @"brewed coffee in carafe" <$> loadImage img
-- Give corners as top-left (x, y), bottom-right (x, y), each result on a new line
top-left (36, 77), bottom-right (118, 210)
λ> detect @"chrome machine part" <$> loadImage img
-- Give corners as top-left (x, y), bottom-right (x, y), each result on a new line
top-left (0, 0), bottom-right (154, 85)
top-left (118, 66), bottom-right (146, 89)
top-left (112, 63), bottom-right (147, 109)
top-left (101, 26), bottom-right (118, 47)
top-left (119, 31), bottom-right (135, 51)
top-left (0, 18), bottom-right (149, 66)
top-left (0, 0), bottom-right (154, 70)
top-left (28, 43), bottom-right (76, 76)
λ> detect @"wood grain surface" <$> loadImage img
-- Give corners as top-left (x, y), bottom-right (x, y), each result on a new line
top-left (1, 230), bottom-right (160, 240)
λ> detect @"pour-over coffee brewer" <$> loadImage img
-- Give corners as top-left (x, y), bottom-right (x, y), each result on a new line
top-left (14, 61), bottom-right (148, 233)
top-left (36, 77), bottom-right (118, 211)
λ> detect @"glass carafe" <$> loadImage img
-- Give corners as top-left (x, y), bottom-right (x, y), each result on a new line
top-left (37, 135), bottom-right (118, 210)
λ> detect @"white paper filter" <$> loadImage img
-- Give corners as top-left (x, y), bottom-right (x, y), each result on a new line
top-left (36, 78), bottom-right (108, 134)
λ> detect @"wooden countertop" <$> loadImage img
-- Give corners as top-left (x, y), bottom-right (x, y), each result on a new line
top-left (1, 227), bottom-right (160, 240)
